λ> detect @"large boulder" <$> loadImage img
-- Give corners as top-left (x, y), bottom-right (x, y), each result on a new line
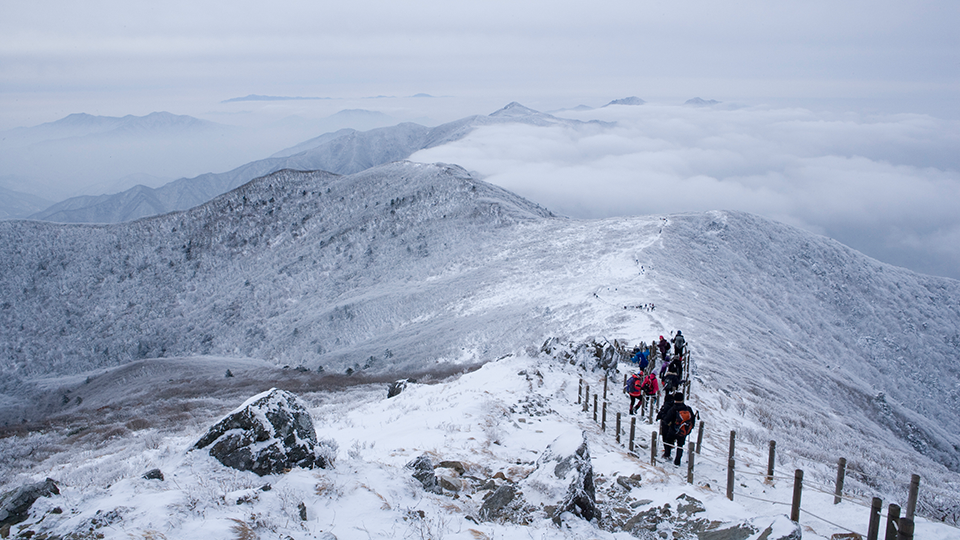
top-left (0, 478), bottom-right (59, 527)
top-left (521, 431), bottom-right (598, 522)
top-left (193, 388), bottom-right (336, 476)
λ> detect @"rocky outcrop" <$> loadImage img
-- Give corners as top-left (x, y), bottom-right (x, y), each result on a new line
top-left (521, 431), bottom-right (597, 523)
top-left (406, 454), bottom-right (442, 494)
top-left (0, 478), bottom-right (59, 527)
top-left (193, 388), bottom-right (337, 476)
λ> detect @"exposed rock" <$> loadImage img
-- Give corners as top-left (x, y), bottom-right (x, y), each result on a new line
top-left (479, 484), bottom-right (517, 521)
top-left (616, 473), bottom-right (643, 490)
top-left (677, 493), bottom-right (705, 515)
top-left (437, 460), bottom-right (466, 474)
top-left (387, 379), bottom-right (408, 398)
top-left (521, 430), bottom-right (597, 522)
top-left (192, 388), bottom-right (336, 476)
top-left (298, 502), bottom-right (308, 521)
top-left (406, 454), bottom-right (441, 494)
top-left (0, 478), bottom-right (60, 527)
top-left (142, 468), bottom-right (164, 481)
top-left (437, 474), bottom-right (463, 492)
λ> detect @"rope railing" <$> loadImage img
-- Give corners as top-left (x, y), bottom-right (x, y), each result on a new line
top-left (569, 349), bottom-right (958, 538)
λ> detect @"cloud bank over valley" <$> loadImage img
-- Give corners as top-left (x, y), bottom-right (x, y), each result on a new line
top-left (413, 104), bottom-right (960, 280)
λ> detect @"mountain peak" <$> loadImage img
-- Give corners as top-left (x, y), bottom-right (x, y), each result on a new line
top-left (685, 97), bottom-right (721, 107)
top-left (603, 96), bottom-right (646, 107)
top-left (489, 102), bottom-right (542, 118)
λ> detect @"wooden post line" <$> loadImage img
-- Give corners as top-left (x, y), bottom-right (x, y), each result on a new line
top-left (628, 416), bottom-right (636, 452)
top-left (615, 413), bottom-right (622, 444)
top-left (583, 384), bottom-right (589, 412)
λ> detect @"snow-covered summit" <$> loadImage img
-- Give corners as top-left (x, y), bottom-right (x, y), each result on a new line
top-left (604, 96), bottom-right (646, 107)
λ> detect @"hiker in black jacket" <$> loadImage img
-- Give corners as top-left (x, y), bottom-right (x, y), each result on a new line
top-left (662, 393), bottom-right (695, 466)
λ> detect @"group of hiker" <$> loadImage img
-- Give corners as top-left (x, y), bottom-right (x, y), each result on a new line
top-left (622, 330), bottom-right (696, 466)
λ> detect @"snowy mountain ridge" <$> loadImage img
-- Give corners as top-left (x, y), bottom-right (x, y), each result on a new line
top-left (25, 103), bottom-right (609, 224)
top-left (1, 160), bottom-right (959, 538)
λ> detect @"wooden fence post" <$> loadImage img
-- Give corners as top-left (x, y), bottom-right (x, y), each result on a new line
top-left (583, 384), bottom-right (589, 412)
top-left (593, 395), bottom-right (598, 422)
top-left (696, 422), bottom-right (704, 454)
top-left (651, 432), bottom-right (658, 465)
top-left (616, 412), bottom-right (622, 444)
top-left (834, 457), bottom-right (847, 504)
top-left (905, 474), bottom-right (920, 520)
top-left (726, 458), bottom-right (735, 501)
top-left (629, 417), bottom-right (636, 452)
top-left (578, 378), bottom-right (583, 404)
top-left (686, 442), bottom-right (695, 484)
top-left (897, 517), bottom-right (914, 540)
top-left (790, 469), bottom-right (803, 522)
top-left (885, 503), bottom-right (900, 540)
top-left (867, 497), bottom-right (882, 540)
top-left (766, 440), bottom-right (776, 482)
top-left (601, 402), bottom-right (607, 432)
top-left (648, 395), bottom-right (656, 424)
top-left (603, 376), bottom-right (608, 400)
top-left (728, 430), bottom-right (736, 461)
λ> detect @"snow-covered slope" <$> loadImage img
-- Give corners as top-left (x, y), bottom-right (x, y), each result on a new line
top-left (2, 160), bottom-right (959, 536)
top-left (26, 103), bottom-right (607, 224)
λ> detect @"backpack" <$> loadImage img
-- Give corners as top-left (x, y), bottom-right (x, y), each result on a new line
top-left (674, 408), bottom-right (695, 437)
top-left (625, 376), bottom-right (643, 397)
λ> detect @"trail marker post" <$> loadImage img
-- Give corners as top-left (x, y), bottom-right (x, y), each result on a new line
top-left (629, 417), bottom-right (636, 452)
top-left (686, 442), bottom-right (695, 484)
top-left (616, 413), bottom-right (622, 444)
top-left (601, 402), bottom-right (607, 432)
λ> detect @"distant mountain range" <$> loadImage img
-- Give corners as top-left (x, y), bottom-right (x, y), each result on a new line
top-left (27, 102), bottom-right (610, 224)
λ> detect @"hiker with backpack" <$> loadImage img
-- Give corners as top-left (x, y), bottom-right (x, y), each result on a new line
top-left (630, 346), bottom-right (650, 372)
top-left (661, 393), bottom-right (696, 466)
top-left (624, 372), bottom-right (644, 415)
top-left (657, 336), bottom-right (670, 361)
top-left (661, 369), bottom-right (681, 395)
top-left (672, 330), bottom-right (686, 360)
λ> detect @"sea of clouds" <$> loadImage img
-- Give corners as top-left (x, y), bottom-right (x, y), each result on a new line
top-left (413, 103), bottom-right (960, 280)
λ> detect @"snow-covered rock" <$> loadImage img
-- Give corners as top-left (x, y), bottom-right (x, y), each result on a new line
top-left (522, 430), bottom-right (598, 522)
top-left (0, 478), bottom-right (59, 527)
top-left (192, 388), bottom-right (335, 476)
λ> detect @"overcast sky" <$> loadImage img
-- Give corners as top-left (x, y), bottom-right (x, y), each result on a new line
top-left (2, 1), bottom-right (959, 279)
top-left (2, 0), bottom-right (959, 129)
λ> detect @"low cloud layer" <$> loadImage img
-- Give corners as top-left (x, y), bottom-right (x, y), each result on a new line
top-left (412, 104), bottom-right (960, 280)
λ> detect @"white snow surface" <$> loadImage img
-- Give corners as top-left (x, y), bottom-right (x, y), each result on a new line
top-left (3, 354), bottom-right (957, 538)
top-left (0, 159), bottom-right (959, 537)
